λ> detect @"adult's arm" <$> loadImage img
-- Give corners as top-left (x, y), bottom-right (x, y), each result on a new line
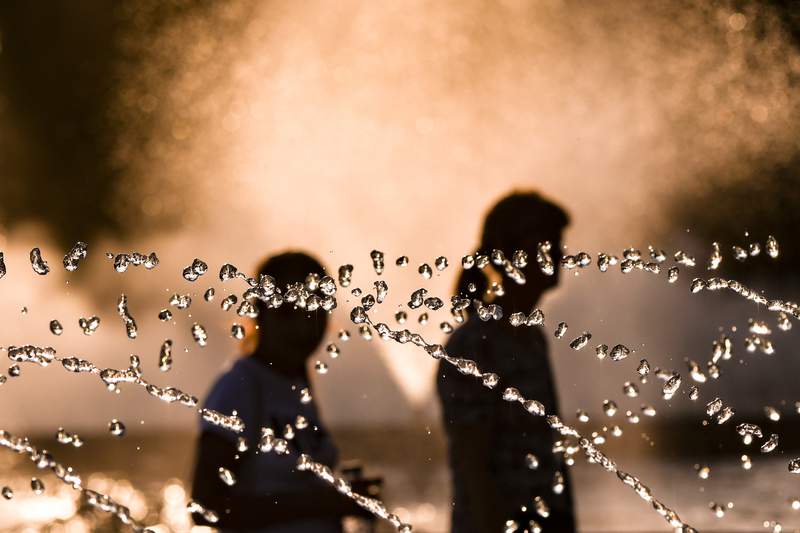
top-left (191, 430), bottom-right (371, 528)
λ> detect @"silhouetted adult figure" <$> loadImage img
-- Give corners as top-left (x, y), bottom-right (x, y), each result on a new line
top-left (437, 192), bottom-right (576, 532)
top-left (192, 252), bottom-right (374, 532)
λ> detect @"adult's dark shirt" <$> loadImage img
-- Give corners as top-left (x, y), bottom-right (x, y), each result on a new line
top-left (437, 316), bottom-right (576, 532)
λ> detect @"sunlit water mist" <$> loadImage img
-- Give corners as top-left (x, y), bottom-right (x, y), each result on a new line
top-left (1, 237), bottom-right (800, 531)
top-left (110, 0), bottom-right (800, 241)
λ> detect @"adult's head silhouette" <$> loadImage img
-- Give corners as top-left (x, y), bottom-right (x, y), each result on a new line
top-left (457, 191), bottom-right (570, 312)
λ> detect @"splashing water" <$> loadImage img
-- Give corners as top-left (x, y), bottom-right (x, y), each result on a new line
top-left (79, 315), bottom-right (101, 335)
top-left (63, 241), bottom-right (89, 272)
top-left (29, 247), bottom-right (50, 275)
top-left (2, 236), bottom-right (799, 531)
top-left (159, 339), bottom-right (173, 371)
top-left (0, 429), bottom-right (152, 531)
top-left (117, 294), bottom-right (139, 339)
top-left (182, 258), bottom-right (208, 282)
top-left (112, 252), bottom-right (159, 273)
top-left (191, 323), bottom-right (208, 347)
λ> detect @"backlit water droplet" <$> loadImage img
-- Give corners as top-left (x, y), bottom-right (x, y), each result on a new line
top-left (109, 419), bottom-right (126, 437)
top-left (49, 320), bottom-right (63, 336)
top-left (30, 478), bottom-right (44, 495)
top-left (159, 340), bottom-right (173, 372)
top-left (29, 248), bottom-right (50, 275)
top-left (63, 242), bottom-right (88, 272)
top-left (191, 323), bottom-right (208, 347)
top-left (218, 467), bottom-right (236, 486)
top-left (78, 315), bottom-right (101, 335)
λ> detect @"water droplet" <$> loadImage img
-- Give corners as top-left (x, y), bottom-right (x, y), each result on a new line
top-left (191, 323), bottom-right (208, 347)
top-left (674, 251), bottom-right (696, 267)
top-left (716, 406), bottom-right (735, 425)
top-left (552, 471), bottom-right (565, 494)
top-left (188, 500), bottom-right (219, 523)
top-left (424, 297), bottom-right (443, 311)
top-left (569, 332), bottom-right (592, 350)
top-left (707, 242), bottom-right (722, 270)
top-left (418, 263), bottom-right (433, 279)
top-left (667, 266), bottom-right (679, 283)
top-left (169, 293), bottom-right (192, 310)
top-left (30, 478), bottom-right (44, 495)
top-left (182, 258), bottom-right (208, 282)
top-left (117, 294), bottom-right (138, 339)
top-left (610, 344), bottom-right (630, 362)
top-left (218, 467), bottom-right (236, 486)
top-left (524, 399), bottom-right (545, 416)
top-left (63, 242), bottom-right (88, 272)
top-left (108, 419), bottom-right (126, 437)
top-left (603, 400), bottom-right (618, 416)
top-left (481, 373), bottom-right (499, 389)
top-left (520, 309), bottom-right (542, 328)
top-left (641, 404), bottom-right (657, 417)
top-left (158, 340), bottom-right (173, 372)
top-left (49, 320), bottom-right (63, 336)
top-left (503, 387), bottom-right (521, 402)
top-left (525, 453), bottom-right (539, 470)
top-left (536, 242), bottom-right (555, 276)
top-left (662, 374), bottom-right (681, 399)
top-left (690, 278), bottom-right (706, 293)
top-left (534, 496), bottom-right (550, 518)
top-left (623, 382), bottom-right (639, 397)
top-left (300, 388), bottom-right (312, 404)
top-left (220, 295), bottom-right (238, 311)
top-left (761, 433), bottom-right (779, 453)
top-left (29, 248), bottom-right (50, 275)
top-left (370, 250), bottom-right (385, 275)
top-left (78, 315), bottom-right (101, 335)
top-left (766, 235), bottom-right (779, 258)
top-left (326, 343), bottom-right (340, 359)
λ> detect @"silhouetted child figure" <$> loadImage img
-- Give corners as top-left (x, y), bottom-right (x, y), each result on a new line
top-left (192, 252), bottom-right (373, 532)
top-left (437, 192), bottom-right (577, 532)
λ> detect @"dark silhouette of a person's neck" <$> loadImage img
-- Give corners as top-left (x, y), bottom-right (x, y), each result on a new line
top-left (252, 343), bottom-right (309, 379)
